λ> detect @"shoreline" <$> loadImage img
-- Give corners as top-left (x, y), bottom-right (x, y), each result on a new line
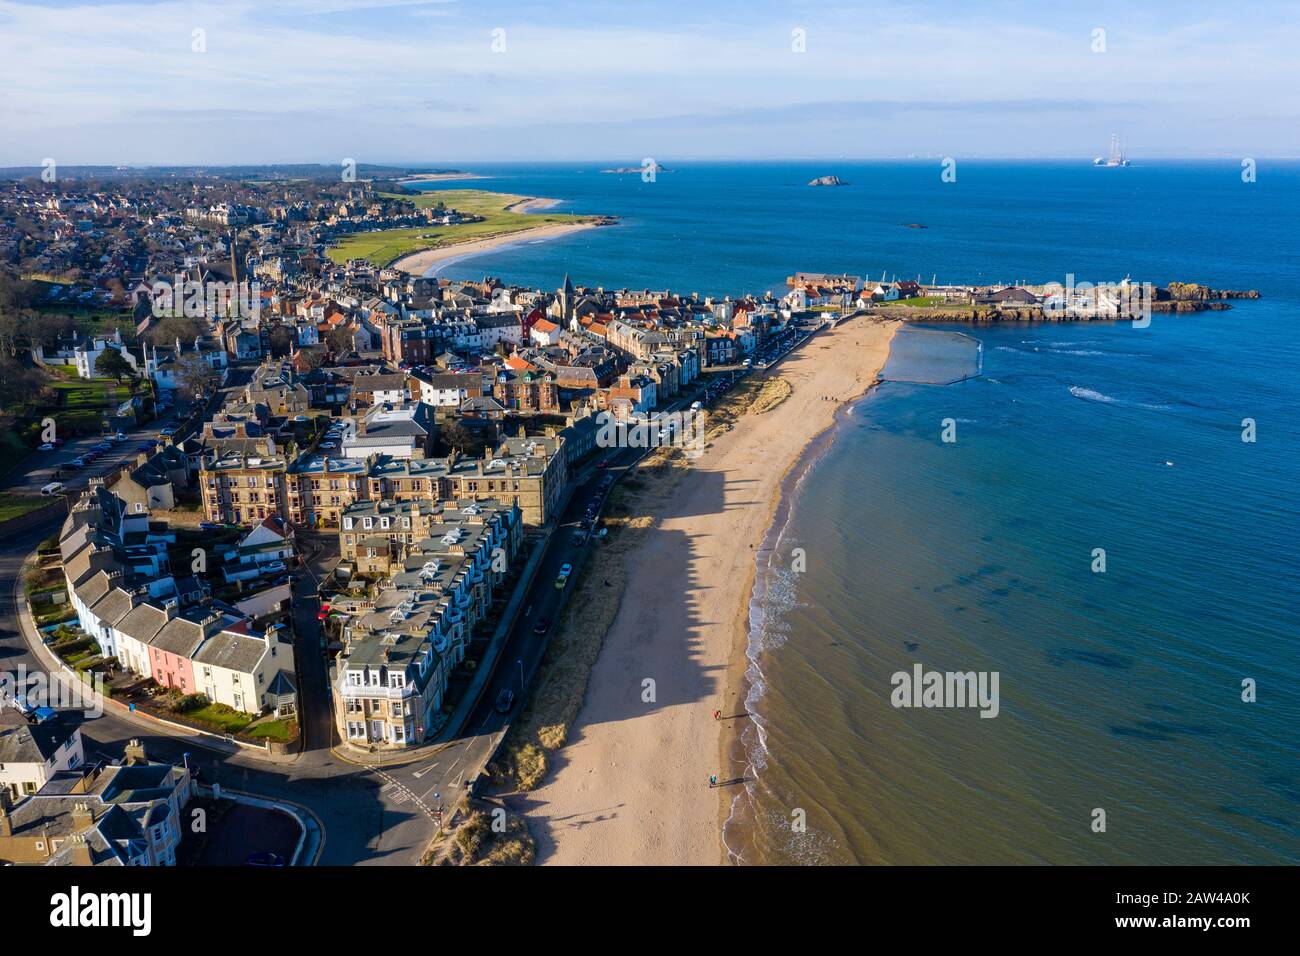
top-left (527, 315), bottom-right (900, 866)
top-left (717, 349), bottom-right (895, 864)
top-left (395, 172), bottom-right (487, 183)
top-left (391, 218), bottom-right (603, 275)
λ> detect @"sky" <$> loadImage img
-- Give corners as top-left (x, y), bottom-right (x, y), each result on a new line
top-left (1, 0), bottom-right (1297, 166)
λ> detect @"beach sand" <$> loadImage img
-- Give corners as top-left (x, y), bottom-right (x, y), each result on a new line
top-left (525, 315), bottom-right (900, 865)
top-left (391, 205), bottom-right (599, 275)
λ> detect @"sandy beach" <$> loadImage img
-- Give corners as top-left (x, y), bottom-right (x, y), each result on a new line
top-left (391, 219), bottom-right (601, 275)
top-left (525, 316), bottom-right (900, 865)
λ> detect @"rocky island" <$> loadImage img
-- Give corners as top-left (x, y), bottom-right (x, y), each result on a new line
top-left (808, 175), bottom-right (848, 186)
top-left (602, 163), bottom-right (672, 174)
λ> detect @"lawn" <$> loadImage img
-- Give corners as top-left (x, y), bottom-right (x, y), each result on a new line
top-left (0, 493), bottom-right (52, 523)
top-left (186, 704), bottom-right (254, 735)
top-left (328, 189), bottom-right (602, 267)
top-left (244, 718), bottom-right (296, 742)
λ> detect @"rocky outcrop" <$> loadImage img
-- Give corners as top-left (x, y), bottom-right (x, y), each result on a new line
top-left (808, 175), bottom-right (847, 186)
top-left (1162, 282), bottom-right (1260, 301)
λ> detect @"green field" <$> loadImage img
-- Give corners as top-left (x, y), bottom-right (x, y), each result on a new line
top-left (327, 189), bottom-right (601, 267)
top-left (0, 493), bottom-right (51, 523)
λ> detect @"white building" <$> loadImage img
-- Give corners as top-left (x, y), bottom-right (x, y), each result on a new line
top-left (0, 711), bottom-right (85, 801)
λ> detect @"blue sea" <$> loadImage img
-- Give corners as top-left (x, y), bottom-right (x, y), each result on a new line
top-left (416, 162), bottom-right (1300, 864)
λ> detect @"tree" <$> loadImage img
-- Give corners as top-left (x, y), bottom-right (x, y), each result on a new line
top-left (94, 348), bottom-right (133, 383)
top-left (145, 315), bottom-right (205, 348)
top-left (325, 326), bottom-right (354, 355)
top-left (175, 352), bottom-right (219, 402)
top-left (0, 354), bottom-right (46, 409)
top-left (441, 419), bottom-right (486, 457)
top-left (267, 324), bottom-right (294, 358)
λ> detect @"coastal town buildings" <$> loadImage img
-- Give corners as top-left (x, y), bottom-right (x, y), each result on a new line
top-left (58, 486), bottom-right (298, 719)
top-left (332, 498), bottom-right (519, 749)
top-left (0, 740), bottom-right (190, 866)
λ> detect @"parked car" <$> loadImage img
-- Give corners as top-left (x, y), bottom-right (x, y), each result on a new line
top-left (573, 530), bottom-right (588, 545)
top-left (245, 851), bottom-right (286, 867)
top-left (532, 618), bottom-right (550, 636)
top-left (495, 689), bottom-right (515, 714)
top-left (37, 443), bottom-right (55, 451)
top-left (262, 560), bottom-right (287, 574)
top-left (62, 459), bottom-right (83, 471)
top-left (41, 482), bottom-right (64, 496)
top-left (113, 431), bottom-right (128, 441)
top-left (92, 442), bottom-right (111, 452)
top-left (199, 521), bottom-right (222, 530)
top-left (596, 459), bottom-right (608, 469)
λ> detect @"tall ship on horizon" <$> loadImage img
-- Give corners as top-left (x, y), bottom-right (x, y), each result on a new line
top-left (1093, 132), bottom-right (1131, 166)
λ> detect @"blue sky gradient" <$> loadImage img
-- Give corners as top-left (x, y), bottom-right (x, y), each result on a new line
top-left (0, 0), bottom-right (1296, 164)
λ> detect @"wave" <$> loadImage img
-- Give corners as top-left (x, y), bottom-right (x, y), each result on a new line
top-left (1068, 385), bottom-right (1169, 411)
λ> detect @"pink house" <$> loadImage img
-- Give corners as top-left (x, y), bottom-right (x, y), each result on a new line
top-left (147, 606), bottom-right (224, 694)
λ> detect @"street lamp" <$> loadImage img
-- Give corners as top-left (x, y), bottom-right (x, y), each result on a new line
top-left (517, 658), bottom-right (524, 687)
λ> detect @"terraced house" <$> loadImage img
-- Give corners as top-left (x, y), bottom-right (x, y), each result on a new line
top-left (58, 487), bottom-right (298, 720)
top-left (338, 496), bottom-right (520, 577)
top-left (333, 498), bottom-right (520, 749)
top-left (207, 435), bottom-right (568, 529)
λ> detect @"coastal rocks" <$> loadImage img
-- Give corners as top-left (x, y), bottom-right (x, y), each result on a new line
top-left (1162, 282), bottom-right (1260, 301)
top-left (601, 163), bottom-right (671, 174)
top-left (808, 175), bottom-right (847, 187)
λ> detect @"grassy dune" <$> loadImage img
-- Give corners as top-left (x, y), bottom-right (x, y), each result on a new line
top-left (327, 189), bottom-right (600, 267)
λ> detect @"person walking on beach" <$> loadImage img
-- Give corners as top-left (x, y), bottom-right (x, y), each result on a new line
top-left (709, 774), bottom-right (718, 788)
top-left (713, 709), bottom-right (722, 720)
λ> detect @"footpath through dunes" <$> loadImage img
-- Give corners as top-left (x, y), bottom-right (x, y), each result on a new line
top-left (506, 316), bottom-right (899, 866)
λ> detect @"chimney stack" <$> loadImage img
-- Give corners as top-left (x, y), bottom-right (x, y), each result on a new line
top-left (69, 833), bottom-right (94, 866)
top-left (124, 738), bottom-right (148, 766)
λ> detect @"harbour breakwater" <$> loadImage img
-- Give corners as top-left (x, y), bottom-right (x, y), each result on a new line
top-left (866, 283), bottom-right (1259, 323)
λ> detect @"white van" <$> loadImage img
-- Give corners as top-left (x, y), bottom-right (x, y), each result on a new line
top-left (41, 481), bottom-right (64, 496)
